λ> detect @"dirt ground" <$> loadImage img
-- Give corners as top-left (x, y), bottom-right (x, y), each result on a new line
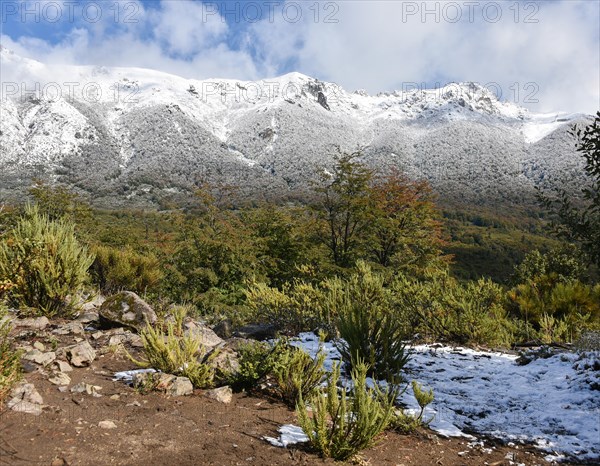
top-left (0, 326), bottom-right (576, 466)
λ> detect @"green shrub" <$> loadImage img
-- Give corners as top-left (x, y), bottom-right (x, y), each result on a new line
top-left (297, 361), bottom-right (397, 461)
top-left (336, 263), bottom-right (409, 384)
top-left (244, 281), bottom-right (331, 335)
top-left (90, 245), bottom-right (162, 295)
top-left (130, 322), bottom-right (215, 388)
top-left (0, 303), bottom-right (21, 404)
top-left (393, 274), bottom-right (516, 347)
top-left (508, 277), bottom-right (600, 343)
top-left (0, 205), bottom-right (94, 316)
top-left (226, 340), bottom-right (283, 391)
top-left (272, 344), bottom-right (326, 407)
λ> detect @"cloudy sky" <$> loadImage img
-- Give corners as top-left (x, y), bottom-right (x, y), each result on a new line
top-left (1, 0), bottom-right (599, 113)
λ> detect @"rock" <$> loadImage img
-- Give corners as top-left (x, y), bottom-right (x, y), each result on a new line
top-left (51, 458), bottom-right (67, 466)
top-left (207, 347), bottom-right (240, 375)
top-left (33, 341), bottom-right (45, 351)
top-left (153, 373), bottom-right (176, 391)
top-left (67, 341), bottom-right (96, 367)
top-left (233, 324), bottom-right (277, 341)
top-left (53, 321), bottom-right (85, 336)
top-left (183, 321), bottom-right (223, 348)
top-left (167, 377), bottom-right (194, 396)
top-left (71, 382), bottom-right (102, 397)
top-left (77, 310), bottom-right (100, 324)
top-left (213, 319), bottom-right (233, 339)
top-left (317, 91), bottom-right (331, 111)
top-left (54, 360), bottom-right (73, 373)
top-left (81, 294), bottom-right (105, 312)
top-left (22, 349), bottom-right (56, 366)
top-left (7, 382), bottom-right (44, 415)
top-left (205, 386), bottom-right (232, 404)
top-left (21, 360), bottom-right (39, 373)
top-left (15, 316), bottom-right (50, 330)
top-left (98, 420), bottom-right (117, 429)
top-left (108, 334), bottom-right (126, 347)
top-left (49, 372), bottom-right (71, 386)
top-left (99, 291), bottom-right (157, 332)
top-left (132, 373), bottom-right (193, 396)
top-left (224, 337), bottom-right (258, 352)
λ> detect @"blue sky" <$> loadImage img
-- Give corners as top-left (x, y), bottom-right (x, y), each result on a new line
top-left (1, 1), bottom-right (599, 113)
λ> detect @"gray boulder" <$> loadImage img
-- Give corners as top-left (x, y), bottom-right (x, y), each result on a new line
top-left (98, 291), bottom-right (157, 332)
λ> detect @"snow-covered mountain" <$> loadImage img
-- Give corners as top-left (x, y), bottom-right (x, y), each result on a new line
top-left (0, 46), bottom-right (591, 207)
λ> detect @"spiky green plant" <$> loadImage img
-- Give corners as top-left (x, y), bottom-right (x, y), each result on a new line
top-left (0, 304), bottom-right (21, 404)
top-left (0, 205), bottom-right (94, 316)
top-left (130, 322), bottom-right (214, 388)
top-left (297, 361), bottom-right (397, 461)
top-left (273, 344), bottom-right (326, 407)
top-left (337, 304), bottom-right (409, 385)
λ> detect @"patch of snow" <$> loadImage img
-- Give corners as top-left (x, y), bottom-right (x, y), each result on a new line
top-left (113, 368), bottom-right (157, 383)
top-left (294, 333), bottom-right (600, 462)
top-left (264, 424), bottom-right (309, 448)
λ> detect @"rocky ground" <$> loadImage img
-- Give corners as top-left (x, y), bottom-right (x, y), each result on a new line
top-left (0, 294), bottom-right (566, 465)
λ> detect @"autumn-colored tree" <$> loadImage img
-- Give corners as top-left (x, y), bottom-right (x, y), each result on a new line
top-left (368, 169), bottom-right (445, 272)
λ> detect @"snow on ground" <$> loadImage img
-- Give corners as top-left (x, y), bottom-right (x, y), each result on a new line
top-left (294, 333), bottom-right (600, 462)
top-left (264, 424), bottom-right (309, 448)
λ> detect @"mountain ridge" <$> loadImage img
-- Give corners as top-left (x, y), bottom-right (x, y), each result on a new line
top-left (0, 46), bottom-right (591, 208)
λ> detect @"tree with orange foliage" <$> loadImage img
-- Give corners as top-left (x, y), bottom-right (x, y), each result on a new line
top-left (369, 169), bottom-right (447, 273)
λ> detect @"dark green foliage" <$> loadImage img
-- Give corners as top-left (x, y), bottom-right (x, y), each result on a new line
top-left (297, 361), bottom-right (397, 461)
top-left (0, 206), bottom-right (95, 316)
top-left (90, 244), bottom-right (163, 295)
top-left (314, 150), bottom-right (374, 268)
top-left (29, 180), bottom-right (92, 228)
top-left (508, 246), bottom-right (600, 342)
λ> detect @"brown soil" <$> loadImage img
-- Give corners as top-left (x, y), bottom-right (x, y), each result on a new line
top-left (1, 328), bottom-right (567, 466)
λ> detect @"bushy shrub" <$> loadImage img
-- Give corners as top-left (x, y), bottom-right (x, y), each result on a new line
top-left (0, 303), bottom-right (21, 404)
top-left (90, 245), bottom-right (162, 295)
top-left (244, 281), bottom-right (331, 335)
top-left (130, 322), bottom-right (215, 388)
top-left (272, 344), bottom-right (326, 407)
top-left (226, 340), bottom-right (283, 391)
top-left (336, 263), bottom-right (409, 383)
top-left (393, 274), bottom-right (516, 347)
top-left (297, 361), bottom-right (397, 461)
top-left (508, 279), bottom-right (600, 342)
top-left (0, 205), bottom-right (94, 316)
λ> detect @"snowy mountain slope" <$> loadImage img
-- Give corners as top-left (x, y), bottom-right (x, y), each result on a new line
top-left (0, 46), bottom-right (591, 207)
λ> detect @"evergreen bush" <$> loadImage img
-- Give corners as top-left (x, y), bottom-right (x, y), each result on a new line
top-left (297, 361), bottom-right (397, 461)
top-left (0, 205), bottom-right (94, 316)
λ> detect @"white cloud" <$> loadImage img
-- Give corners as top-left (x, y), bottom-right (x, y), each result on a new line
top-left (151, 0), bottom-right (228, 56)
